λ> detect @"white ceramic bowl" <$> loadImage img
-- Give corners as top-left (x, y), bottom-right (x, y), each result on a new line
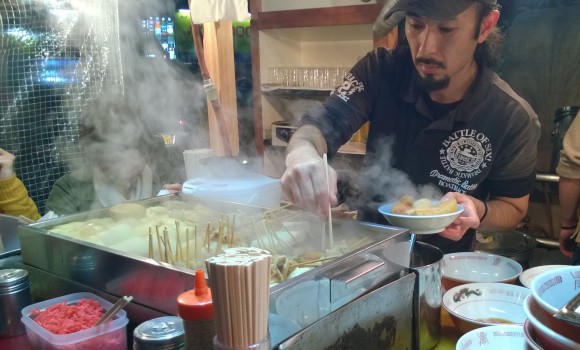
top-left (529, 265), bottom-right (580, 314)
top-left (442, 282), bottom-right (530, 334)
top-left (441, 252), bottom-right (522, 290)
top-left (519, 264), bottom-right (569, 288)
top-left (523, 294), bottom-right (580, 350)
top-left (378, 203), bottom-right (464, 234)
top-left (456, 325), bottom-right (526, 350)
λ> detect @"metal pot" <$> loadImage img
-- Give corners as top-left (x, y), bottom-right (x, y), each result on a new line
top-left (474, 230), bottom-right (537, 268)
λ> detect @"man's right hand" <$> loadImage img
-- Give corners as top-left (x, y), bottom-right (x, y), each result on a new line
top-left (0, 148), bottom-right (16, 180)
top-left (281, 143), bottom-right (338, 218)
top-left (559, 227), bottom-right (578, 258)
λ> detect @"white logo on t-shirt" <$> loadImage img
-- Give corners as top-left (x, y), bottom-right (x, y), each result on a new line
top-left (431, 129), bottom-right (493, 193)
top-left (332, 73), bottom-right (364, 102)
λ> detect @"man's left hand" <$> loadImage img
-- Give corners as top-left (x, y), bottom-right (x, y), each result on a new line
top-left (439, 192), bottom-right (480, 241)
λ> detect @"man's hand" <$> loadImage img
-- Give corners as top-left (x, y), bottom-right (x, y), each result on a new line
top-left (281, 145), bottom-right (338, 218)
top-left (163, 183), bottom-right (183, 193)
top-left (0, 148), bottom-right (16, 180)
top-left (559, 227), bottom-right (578, 258)
top-left (439, 192), bottom-right (480, 241)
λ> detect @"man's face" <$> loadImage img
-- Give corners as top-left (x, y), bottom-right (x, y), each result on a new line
top-left (405, 5), bottom-right (481, 92)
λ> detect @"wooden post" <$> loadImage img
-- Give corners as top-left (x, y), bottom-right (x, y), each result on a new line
top-left (203, 20), bottom-right (240, 156)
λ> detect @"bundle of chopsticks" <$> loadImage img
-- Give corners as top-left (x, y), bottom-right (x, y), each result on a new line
top-left (206, 247), bottom-right (271, 349)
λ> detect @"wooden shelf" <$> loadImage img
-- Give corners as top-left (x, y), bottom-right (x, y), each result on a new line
top-left (251, 1), bottom-right (398, 161)
top-left (262, 85), bottom-right (332, 97)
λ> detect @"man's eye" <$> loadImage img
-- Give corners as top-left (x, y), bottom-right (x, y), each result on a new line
top-left (440, 27), bottom-right (454, 33)
top-left (410, 23), bottom-right (424, 30)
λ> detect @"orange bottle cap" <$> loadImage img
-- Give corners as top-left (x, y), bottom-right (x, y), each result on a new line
top-left (177, 269), bottom-right (215, 320)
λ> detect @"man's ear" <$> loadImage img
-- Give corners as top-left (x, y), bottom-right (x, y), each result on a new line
top-left (478, 9), bottom-right (500, 43)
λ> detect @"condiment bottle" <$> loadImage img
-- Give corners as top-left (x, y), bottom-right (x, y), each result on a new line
top-left (0, 269), bottom-right (32, 338)
top-left (177, 269), bottom-right (215, 350)
top-left (133, 316), bottom-right (184, 350)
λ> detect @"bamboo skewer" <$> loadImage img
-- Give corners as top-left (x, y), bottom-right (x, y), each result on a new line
top-left (148, 227), bottom-right (153, 259)
top-left (163, 228), bottom-right (176, 265)
top-left (155, 226), bottom-right (163, 262)
top-left (175, 221), bottom-right (183, 264)
top-left (289, 255), bottom-right (339, 268)
top-left (194, 225), bottom-right (198, 264)
top-left (323, 153), bottom-right (334, 249)
top-left (186, 228), bottom-right (190, 269)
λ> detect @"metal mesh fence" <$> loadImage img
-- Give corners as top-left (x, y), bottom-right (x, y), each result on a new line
top-left (1, 0), bottom-right (123, 214)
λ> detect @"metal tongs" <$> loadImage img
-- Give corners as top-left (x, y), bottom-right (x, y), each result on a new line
top-left (94, 295), bottom-right (133, 327)
top-left (554, 291), bottom-right (580, 325)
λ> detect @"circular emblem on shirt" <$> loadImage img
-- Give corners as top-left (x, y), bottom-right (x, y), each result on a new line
top-left (446, 137), bottom-right (485, 172)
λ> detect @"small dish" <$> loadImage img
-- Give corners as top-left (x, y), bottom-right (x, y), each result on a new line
top-left (519, 264), bottom-right (569, 288)
top-left (378, 203), bottom-right (464, 234)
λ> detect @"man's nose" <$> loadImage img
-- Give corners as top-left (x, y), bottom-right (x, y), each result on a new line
top-left (418, 28), bottom-right (439, 56)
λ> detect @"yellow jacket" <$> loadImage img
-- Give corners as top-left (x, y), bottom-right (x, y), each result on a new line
top-left (0, 174), bottom-right (41, 221)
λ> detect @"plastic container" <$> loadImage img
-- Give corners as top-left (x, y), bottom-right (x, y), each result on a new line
top-left (181, 175), bottom-right (281, 209)
top-left (21, 292), bottom-right (128, 350)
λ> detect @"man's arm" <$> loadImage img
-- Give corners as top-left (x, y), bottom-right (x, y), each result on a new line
top-left (558, 177), bottom-right (580, 257)
top-left (439, 193), bottom-right (528, 241)
top-left (281, 125), bottom-right (338, 217)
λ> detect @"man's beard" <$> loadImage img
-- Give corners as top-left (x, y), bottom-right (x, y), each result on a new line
top-left (415, 57), bottom-right (450, 92)
top-left (418, 74), bottom-right (450, 92)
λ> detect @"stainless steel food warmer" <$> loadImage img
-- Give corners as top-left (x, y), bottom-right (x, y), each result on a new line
top-left (18, 194), bottom-right (415, 348)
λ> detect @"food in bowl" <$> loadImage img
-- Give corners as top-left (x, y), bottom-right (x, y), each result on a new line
top-left (455, 325), bottom-right (525, 350)
top-left (529, 265), bottom-right (580, 343)
top-left (391, 196), bottom-right (458, 216)
top-left (378, 202), bottom-right (464, 235)
top-left (441, 252), bottom-right (522, 290)
top-left (442, 282), bottom-right (530, 334)
top-left (523, 294), bottom-right (580, 350)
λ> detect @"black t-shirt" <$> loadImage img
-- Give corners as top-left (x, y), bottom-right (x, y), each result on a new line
top-left (301, 47), bottom-right (541, 254)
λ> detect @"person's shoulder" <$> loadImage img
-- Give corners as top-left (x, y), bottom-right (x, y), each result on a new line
top-left (52, 172), bottom-right (93, 191)
top-left (488, 71), bottom-right (537, 120)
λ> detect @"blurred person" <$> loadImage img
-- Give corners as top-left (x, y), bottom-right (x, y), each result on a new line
top-left (46, 93), bottom-right (181, 216)
top-left (0, 147), bottom-right (41, 221)
top-left (281, 0), bottom-right (541, 254)
top-left (556, 110), bottom-right (580, 265)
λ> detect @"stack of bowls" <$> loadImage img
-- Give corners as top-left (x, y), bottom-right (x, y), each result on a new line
top-left (441, 252), bottom-right (529, 347)
top-left (523, 265), bottom-right (580, 350)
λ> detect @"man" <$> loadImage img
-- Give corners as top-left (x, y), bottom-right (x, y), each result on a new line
top-left (281, 0), bottom-right (541, 253)
top-left (0, 147), bottom-right (41, 221)
top-left (556, 111), bottom-right (580, 265)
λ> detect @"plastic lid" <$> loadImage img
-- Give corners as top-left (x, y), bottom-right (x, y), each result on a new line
top-left (177, 269), bottom-right (215, 320)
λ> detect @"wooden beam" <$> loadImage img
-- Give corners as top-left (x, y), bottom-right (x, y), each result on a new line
top-left (203, 20), bottom-right (240, 156)
top-left (257, 4), bottom-right (384, 29)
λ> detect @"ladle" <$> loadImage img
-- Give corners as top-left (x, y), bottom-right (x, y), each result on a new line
top-left (554, 291), bottom-right (580, 325)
